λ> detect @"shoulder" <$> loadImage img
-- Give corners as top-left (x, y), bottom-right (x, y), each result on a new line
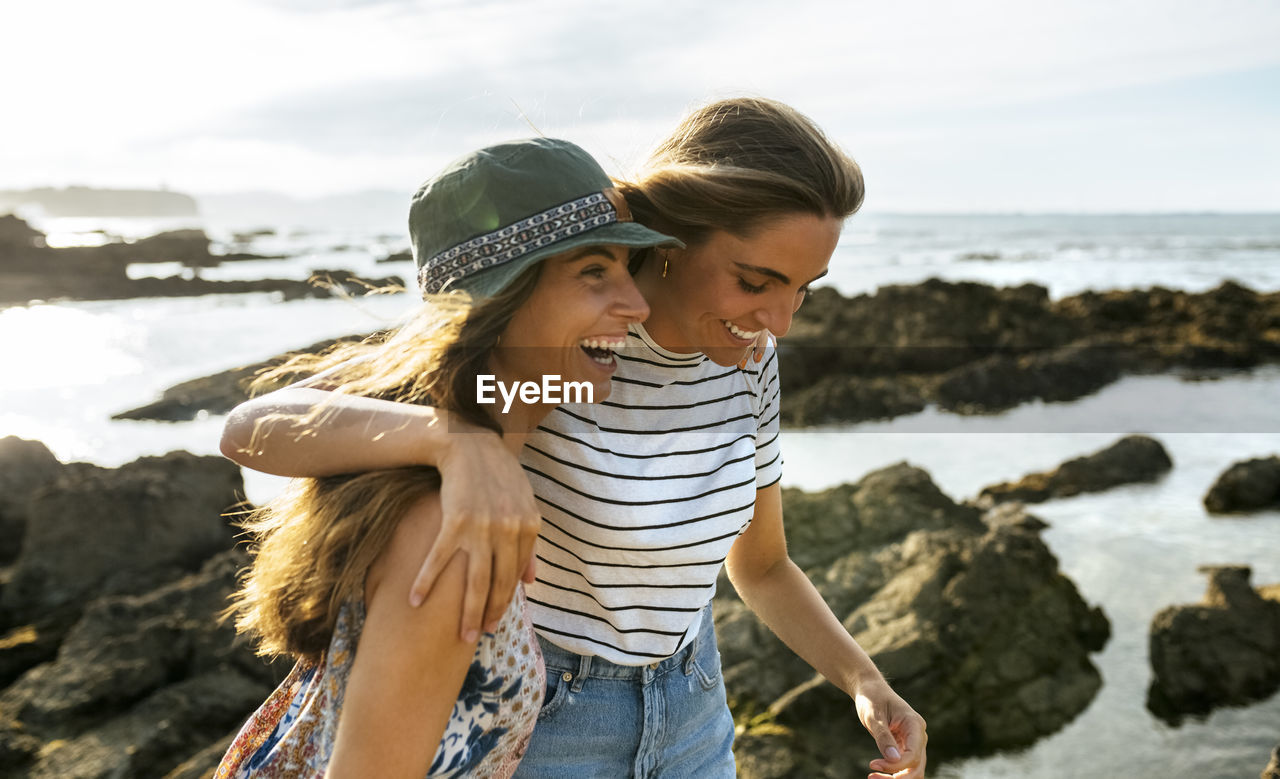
top-left (364, 492), bottom-right (444, 604)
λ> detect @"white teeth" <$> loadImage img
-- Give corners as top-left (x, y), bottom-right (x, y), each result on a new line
top-left (580, 336), bottom-right (626, 351)
top-left (724, 321), bottom-right (761, 341)
top-left (580, 336), bottom-right (625, 364)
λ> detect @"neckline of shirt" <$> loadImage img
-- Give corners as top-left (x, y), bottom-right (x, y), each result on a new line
top-left (630, 322), bottom-right (707, 365)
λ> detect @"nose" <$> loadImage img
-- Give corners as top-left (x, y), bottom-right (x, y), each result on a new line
top-left (612, 273), bottom-right (650, 323)
top-left (756, 293), bottom-right (796, 338)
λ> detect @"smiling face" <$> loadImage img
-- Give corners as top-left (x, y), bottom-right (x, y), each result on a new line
top-left (488, 244), bottom-right (649, 411)
top-left (636, 212), bottom-right (842, 366)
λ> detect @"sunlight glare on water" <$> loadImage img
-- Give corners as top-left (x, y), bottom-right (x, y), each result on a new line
top-left (0, 303), bottom-right (145, 390)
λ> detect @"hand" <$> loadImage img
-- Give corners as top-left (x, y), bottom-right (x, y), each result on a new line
top-left (737, 329), bottom-right (772, 369)
top-left (409, 432), bottom-right (541, 642)
top-left (855, 678), bottom-right (927, 778)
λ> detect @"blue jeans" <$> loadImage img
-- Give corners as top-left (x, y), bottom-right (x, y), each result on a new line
top-left (513, 606), bottom-right (736, 778)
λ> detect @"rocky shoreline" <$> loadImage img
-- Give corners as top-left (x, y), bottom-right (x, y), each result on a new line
top-left (110, 277), bottom-right (1280, 426)
top-left (0, 215), bottom-right (400, 306)
top-left (779, 279), bottom-right (1280, 425)
top-left (3, 432), bottom-right (1274, 777)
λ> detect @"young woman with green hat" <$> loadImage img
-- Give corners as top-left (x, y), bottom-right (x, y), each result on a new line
top-left (214, 137), bottom-right (679, 778)
top-left (221, 98), bottom-right (927, 778)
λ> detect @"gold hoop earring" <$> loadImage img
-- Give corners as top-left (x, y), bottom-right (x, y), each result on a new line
top-left (661, 252), bottom-right (670, 279)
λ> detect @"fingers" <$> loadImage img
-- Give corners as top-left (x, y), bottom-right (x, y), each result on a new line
top-left (485, 533), bottom-right (518, 632)
top-left (868, 713), bottom-right (927, 778)
top-left (521, 554), bottom-right (537, 584)
top-left (409, 535), bottom-right (451, 608)
top-left (867, 718), bottom-right (902, 766)
top-left (458, 552), bottom-right (490, 642)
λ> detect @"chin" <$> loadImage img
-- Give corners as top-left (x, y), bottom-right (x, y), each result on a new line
top-left (703, 347), bottom-right (751, 367)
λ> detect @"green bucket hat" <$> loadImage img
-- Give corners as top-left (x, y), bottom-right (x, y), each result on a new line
top-left (411, 137), bottom-right (682, 299)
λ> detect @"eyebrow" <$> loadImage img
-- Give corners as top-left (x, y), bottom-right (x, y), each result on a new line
top-left (734, 262), bottom-right (828, 286)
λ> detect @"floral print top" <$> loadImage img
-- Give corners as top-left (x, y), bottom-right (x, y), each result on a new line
top-left (216, 585), bottom-right (544, 778)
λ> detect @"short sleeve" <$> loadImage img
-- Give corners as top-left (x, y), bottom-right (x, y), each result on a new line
top-left (751, 340), bottom-right (783, 489)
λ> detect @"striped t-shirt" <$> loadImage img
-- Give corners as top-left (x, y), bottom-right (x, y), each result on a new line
top-left (521, 322), bottom-right (783, 665)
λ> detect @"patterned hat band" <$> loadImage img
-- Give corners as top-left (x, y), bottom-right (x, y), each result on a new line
top-left (418, 188), bottom-right (634, 296)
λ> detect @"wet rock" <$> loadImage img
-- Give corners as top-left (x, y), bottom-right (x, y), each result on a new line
top-left (1147, 565), bottom-right (1280, 723)
top-left (1204, 456), bottom-right (1280, 514)
top-left (722, 466), bottom-right (1109, 772)
top-left (978, 435), bottom-right (1173, 505)
top-left (1, 452), bottom-right (244, 627)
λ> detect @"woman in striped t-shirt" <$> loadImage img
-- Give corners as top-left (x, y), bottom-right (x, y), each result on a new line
top-left (222, 98), bottom-right (927, 779)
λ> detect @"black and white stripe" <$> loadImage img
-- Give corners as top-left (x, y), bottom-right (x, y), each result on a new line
top-left (522, 323), bottom-right (783, 664)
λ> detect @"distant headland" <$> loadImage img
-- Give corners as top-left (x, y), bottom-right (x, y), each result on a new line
top-left (0, 187), bottom-right (199, 218)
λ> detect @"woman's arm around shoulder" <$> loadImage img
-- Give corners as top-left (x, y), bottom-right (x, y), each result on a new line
top-left (326, 493), bottom-right (479, 778)
top-left (726, 482), bottom-right (928, 779)
top-left (220, 386), bottom-right (540, 641)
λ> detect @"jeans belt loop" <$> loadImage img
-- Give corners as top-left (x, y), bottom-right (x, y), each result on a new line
top-left (572, 653), bottom-right (591, 692)
top-left (684, 623), bottom-right (702, 676)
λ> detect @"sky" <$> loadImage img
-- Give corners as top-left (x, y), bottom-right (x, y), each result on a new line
top-left (4, 0), bottom-right (1279, 212)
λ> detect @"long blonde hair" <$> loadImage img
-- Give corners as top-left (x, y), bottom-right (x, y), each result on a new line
top-left (227, 269), bottom-right (540, 662)
top-left (620, 96), bottom-right (864, 253)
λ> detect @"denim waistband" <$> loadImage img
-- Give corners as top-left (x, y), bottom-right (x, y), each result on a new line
top-left (537, 605), bottom-right (713, 688)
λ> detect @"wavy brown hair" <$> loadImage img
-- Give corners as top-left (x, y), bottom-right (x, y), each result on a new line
top-left (619, 96), bottom-right (864, 260)
top-left (226, 268), bottom-right (541, 662)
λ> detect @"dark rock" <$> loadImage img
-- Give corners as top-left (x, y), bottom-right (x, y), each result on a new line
top-left (933, 343), bottom-right (1125, 413)
top-left (1204, 456), bottom-right (1280, 514)
top-left (20, 670), bottom-right (268, 779)
top-left (1, 452), bottom-right (244, 627)
top-left (0, 624), bottom-right (63, 690)
top-left (0, 215), bottom-right (45, 250)
top-left (2, 550), bottom-right (277, 729)
top-left (0, 218), bottom-right (401, 306)
top-left (123, 229), bottom-right (213, 265)
top-left (781, 374), bottom-right (927, 426)
top-left (1147, 565), bottom-right (1280, 723)
top-left (0, 437), bottom-right (64, 564)
top-left (781, 280), bottom-right (1072, 387)
top-left (378, 249), bottom-right (412, 263)
top-left (722, 466), bottom-right (1108, 772)
top-left (1, 550), bottom-right (285, 778)
top-left (773, 279), bottom-right (1280, 425)
top-left (162, 730), bottom-right (236, 779)
top-left (979, 435), bottom-right (1173, 505)
top-left (0, 715), bottom-right (39, 772)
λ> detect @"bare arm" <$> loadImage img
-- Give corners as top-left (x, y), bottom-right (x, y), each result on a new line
top-left (220, 386), bottom-right (463, 477)
top-left (327, 495), bottom-right (479, 778)
top-left (726, 482), bottom-right (927, 779)
top-left (221, 387), bottom-right (540, 642)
